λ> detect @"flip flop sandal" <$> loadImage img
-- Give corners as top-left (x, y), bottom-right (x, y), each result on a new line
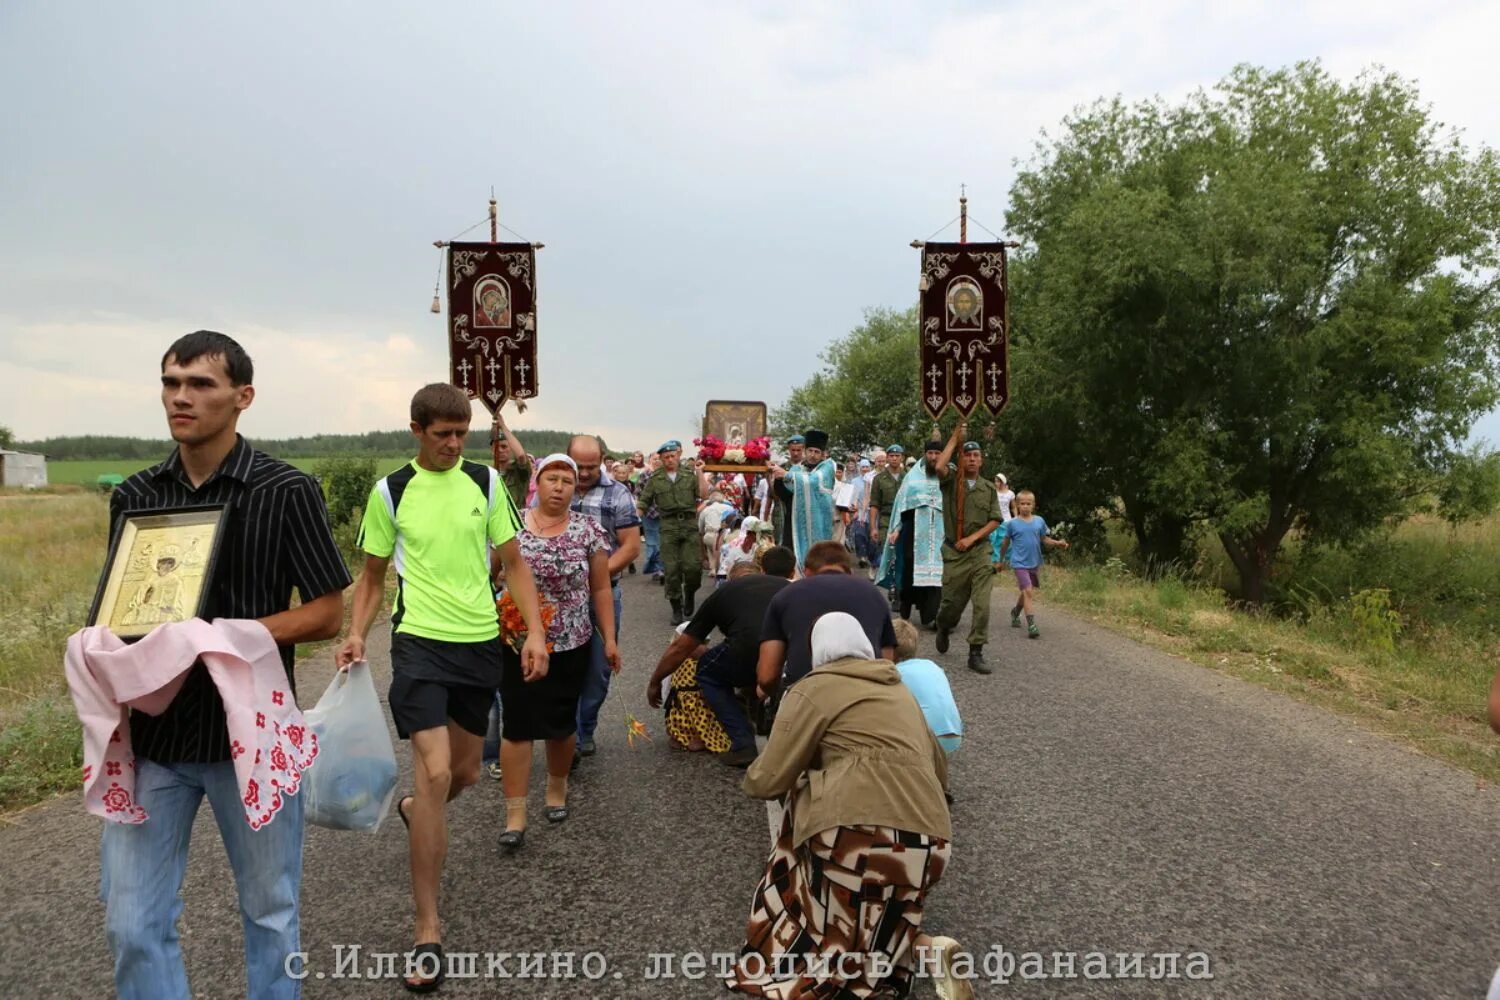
top-left (397, 795), bottom-right (414, 831)
top-left (544, 806), bottom-right (569, 823)
top-left (403, 942), bottom-right (445, 993)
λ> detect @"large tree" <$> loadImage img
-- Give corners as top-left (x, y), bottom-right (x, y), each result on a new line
top-left (0, 425), bottom-right (13, 450)
top-left (1007, 62), bottom-right (1500, 601)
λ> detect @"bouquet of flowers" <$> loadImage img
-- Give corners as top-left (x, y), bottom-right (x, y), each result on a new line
top-left (693, 435), bottom-right (726, 462)
top-left (694, 435), bottom-right (772, 465)
top-left (496, 591), bottom-right (557, 653)
top-left (743, 436), bottom-right (771, 462)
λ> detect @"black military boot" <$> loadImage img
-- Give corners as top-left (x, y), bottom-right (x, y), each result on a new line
top-left (967, 645), bottom-right (992, 674)
top-left (670, 602), bottom-right (684, 627)
top-left (683, 591), bottom-right (696, 619)
top-left (934, 623), bottom-right (951, 654)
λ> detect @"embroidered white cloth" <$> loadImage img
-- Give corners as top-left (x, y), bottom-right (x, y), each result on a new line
top-left (64, 618), bottom-right (318, 829)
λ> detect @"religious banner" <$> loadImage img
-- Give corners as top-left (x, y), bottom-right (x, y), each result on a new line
top-left (917, 242), bottom-right (1008, 419)
top-left (446, 241), bottom-right (538, 413)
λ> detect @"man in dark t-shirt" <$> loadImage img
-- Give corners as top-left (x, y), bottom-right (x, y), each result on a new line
top-left (758, 540), bottom-right (897, 695)
top-left (647, 547), bottom-right (796, 766)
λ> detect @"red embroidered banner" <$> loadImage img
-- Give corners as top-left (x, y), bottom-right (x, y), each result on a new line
top-left (917, 242), bottom-right (1008, 419)
top-left (446, 241), bottom-right (538, 414)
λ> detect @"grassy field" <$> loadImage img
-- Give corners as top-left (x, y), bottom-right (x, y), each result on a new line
top-left (0, 494), bottom-right (109, 808)
top-left (44, 456), bottom-right (416, 486)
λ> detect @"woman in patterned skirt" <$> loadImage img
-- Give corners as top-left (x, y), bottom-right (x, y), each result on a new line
top-left (497, 453), bottom-right (616, 851)
top-left (729, 613), bottom-right (971, 1000)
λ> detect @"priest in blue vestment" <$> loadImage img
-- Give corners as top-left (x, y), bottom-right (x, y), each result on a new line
top-left (775, 428), bottom-right (838, 571)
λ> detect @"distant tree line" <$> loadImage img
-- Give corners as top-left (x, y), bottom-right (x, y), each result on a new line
top-left (19, 428), bottom-right (604, 461)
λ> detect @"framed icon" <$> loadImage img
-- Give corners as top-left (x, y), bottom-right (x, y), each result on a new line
top-left (703, 400), bottom-right (767, 448)
top-left (88, 504), bottom-right (228, 638)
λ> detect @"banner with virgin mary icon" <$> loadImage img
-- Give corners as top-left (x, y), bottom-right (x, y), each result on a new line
top-left (917, 242), bottom-right (1008, 419)
top-left (446, 241), bottom-right (538, 414)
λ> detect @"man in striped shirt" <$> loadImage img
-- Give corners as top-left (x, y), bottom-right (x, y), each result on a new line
top-left (101, 331), bottom-right (352, 1000)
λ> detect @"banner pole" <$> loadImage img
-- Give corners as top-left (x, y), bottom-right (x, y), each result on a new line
top-left (489, 189), bottom-right (498, 244)
top-left (959, 185), bottom-right (967, 244)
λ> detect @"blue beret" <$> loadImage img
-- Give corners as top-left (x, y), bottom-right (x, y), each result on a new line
top-left (786, 435), bottom-right (806, 445)
top-left (657, 440), bottom-right (681, 454)
top-left (887, 444), bottom-right (905, 454)
top-left (962, 441), bottom-right (982, 453)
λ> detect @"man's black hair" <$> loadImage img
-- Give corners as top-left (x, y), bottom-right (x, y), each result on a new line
top-left (761, 546), bottom-right (796, 579)
top-left (161, 330), bottom-right (254, 386)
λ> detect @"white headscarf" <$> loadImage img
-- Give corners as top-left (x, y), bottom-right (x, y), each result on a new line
top-left (810, 612), bottom-right (875, 669)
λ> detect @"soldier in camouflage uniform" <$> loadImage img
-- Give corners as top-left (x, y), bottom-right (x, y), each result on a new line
top-left (934, 432), bottom-right (1003, 674)
top-left (637, 440), bottom-right (709, 625)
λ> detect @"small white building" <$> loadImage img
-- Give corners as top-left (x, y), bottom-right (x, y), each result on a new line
top-left (0, 450), bottom-right (48, 489)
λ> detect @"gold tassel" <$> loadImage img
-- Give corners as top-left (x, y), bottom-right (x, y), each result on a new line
top-left (430, 294), bottom-right (441, 314)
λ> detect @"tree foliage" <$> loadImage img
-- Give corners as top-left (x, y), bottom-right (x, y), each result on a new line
top-left (0, 425), bottom-right (13, 450)
top-left (1007, 62), bottom-right (1500, 601)
top-left (1437, 446), bottom-right (1500, 527)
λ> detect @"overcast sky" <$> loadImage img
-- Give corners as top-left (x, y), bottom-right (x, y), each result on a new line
top-left (2, 1), bottom-right (1497, 451)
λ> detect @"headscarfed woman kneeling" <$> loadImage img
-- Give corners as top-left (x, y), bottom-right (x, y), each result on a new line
top-left (727, 613), bottom-right (971, 1000)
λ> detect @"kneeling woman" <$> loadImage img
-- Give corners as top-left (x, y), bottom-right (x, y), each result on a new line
top-left (498, 453), bottom-right (618, 849)
top-left (729, 613), bottom-right (969, 1000)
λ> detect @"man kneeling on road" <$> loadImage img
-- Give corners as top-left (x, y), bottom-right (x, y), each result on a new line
top-left (756, 541), bottom-right (896, 700)
top-left (646, 546), bottom-right (797, 767)
top-left (335, 382), bottom-right (548, 993)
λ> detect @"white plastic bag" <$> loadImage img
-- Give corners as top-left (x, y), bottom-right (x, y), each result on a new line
top-left (302, 661), bottom-right (398, 832)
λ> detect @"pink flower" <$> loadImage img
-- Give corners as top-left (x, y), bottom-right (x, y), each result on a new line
top-left (285, 725), bottom-right (304, 750)
top-left (270, 746), bottom-right (288, 773)
top-left (243, 779), bottom-right (260, 809)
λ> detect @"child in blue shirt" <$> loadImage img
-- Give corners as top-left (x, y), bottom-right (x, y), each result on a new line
top-left (890, 618), bottom-right (962, 755)
top-left (998, 489), bottom-right (1069, 638)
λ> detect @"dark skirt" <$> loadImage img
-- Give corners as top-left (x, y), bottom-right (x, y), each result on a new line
top-left (727, 805), bottom-right (950, 998)
top-left (500, 642), bottom-right (589, 741)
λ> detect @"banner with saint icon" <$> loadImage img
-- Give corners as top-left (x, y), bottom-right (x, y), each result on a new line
top-left (917, 242), bottom-right (1008, 419)
top-left (446, 241), bottom-right (538, 414)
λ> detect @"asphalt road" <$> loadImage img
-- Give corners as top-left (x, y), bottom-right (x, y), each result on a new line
top-left (2, 571), bottom-right (1498, 998)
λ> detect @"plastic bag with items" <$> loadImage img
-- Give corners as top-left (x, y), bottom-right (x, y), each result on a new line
top-left (302, 661), bottom-right (398, 832)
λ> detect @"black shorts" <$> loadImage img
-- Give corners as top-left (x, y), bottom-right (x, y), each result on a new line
top-left (387, 673), bottom-right (495, 741)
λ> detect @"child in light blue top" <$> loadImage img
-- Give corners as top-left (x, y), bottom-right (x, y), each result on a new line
top-left (998, 489), bottom-right (1069, 638)
top-left (891, 619), bottom-right (962, 754)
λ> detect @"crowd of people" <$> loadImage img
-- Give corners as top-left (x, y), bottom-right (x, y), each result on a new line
top-left (75, 329), bottom-right (1077, 999)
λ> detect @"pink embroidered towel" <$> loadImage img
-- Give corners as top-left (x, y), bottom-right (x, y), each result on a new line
top-left (64, 619), bottom-right (319, 829)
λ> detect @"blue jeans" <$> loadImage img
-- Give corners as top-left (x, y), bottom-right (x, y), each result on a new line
top-left (100, 758), bottom-right (304, 1000)
top-left (576, 583), bottom-right (623, 743)
top-left (643, 517), bottom-right (663, 574)
top-left (694, 643), bottom-right (757, 752)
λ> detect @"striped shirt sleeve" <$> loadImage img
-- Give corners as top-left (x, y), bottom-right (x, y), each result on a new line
top-left (281, 476), bottom-right (354, 600)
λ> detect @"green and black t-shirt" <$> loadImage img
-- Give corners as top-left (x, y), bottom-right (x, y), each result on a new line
top-left (358, 459), bottom-right (520, 643)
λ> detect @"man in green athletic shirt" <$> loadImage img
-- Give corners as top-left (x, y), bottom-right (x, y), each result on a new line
top-left (335, 382), bottom-right (547, 991)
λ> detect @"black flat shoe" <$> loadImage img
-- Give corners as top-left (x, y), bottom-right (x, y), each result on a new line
top-left (403, 943), bottom-right (445, 993)
top-left (497, 828), bottom-right (526, 852)
top-left (544, 805), bottom-right (569, 823)
top-left (397, 795), bottom-right (413, 831)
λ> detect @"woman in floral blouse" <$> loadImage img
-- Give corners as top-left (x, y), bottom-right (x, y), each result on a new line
top-left (498, 453), bottom-right (618, 850)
